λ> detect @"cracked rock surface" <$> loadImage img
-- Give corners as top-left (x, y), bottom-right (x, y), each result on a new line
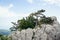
top-left (10, 16), bottom-right (60, 40)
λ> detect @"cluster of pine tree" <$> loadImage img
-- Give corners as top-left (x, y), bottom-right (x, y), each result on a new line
top-left (10, 9), bottom-right (54, 31)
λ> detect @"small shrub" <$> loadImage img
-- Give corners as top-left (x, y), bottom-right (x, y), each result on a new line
top-left (40, 17), bottom-right (54, 24)
top-left (11, 16), bottom-right (36, 31)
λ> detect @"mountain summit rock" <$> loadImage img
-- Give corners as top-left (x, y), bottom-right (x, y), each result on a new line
top-left (9, 16), bottom-right (60, 40)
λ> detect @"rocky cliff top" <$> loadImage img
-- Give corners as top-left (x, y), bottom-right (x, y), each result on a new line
top-left (9, 16), bottom-right (60, 40)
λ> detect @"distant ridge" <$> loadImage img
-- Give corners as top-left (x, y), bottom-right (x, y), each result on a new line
top-left (0, 29), bottom-right (11, 35)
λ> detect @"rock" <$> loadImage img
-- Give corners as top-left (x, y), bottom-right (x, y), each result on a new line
top-left (25, 28), bottom-right (33, 40)
top-left (10, 16), bottom-right (60, 40)
top-left (20, 30), bottom-right (26, 40)
top-left (11, 30), bottom-right (21, 40)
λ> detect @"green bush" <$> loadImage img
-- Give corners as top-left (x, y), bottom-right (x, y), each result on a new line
top-left (17, 16), bottom-right (36, 30)
top-left (0, 34), bottom-right (9, 40)
top-left (40, 17), bottom-right (54, 24)
top-left (10, 16), bottom-right (36, 31)
top-left (10, 9), bottom-right (54, 31)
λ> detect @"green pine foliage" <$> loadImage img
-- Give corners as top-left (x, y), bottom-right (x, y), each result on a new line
top-left (10, 9), bottom-right (54, 31)
top-left (40, 17), bottom-right (54, 24)
top-left (17, 16), bottom-right (36, 30)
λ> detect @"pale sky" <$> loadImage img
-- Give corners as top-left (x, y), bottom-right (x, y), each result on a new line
top-left (0, 0), bottom-right (60, 30)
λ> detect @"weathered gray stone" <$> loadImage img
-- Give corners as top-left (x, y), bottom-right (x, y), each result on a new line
top-left (10, 16), bottom-right (60, 40)
top-left (20, 30), bottom-right (26, 40)
top-left (25, 28), bottom-right (33, 40)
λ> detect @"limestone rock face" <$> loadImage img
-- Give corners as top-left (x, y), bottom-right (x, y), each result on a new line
top-left (10, 16), bottom-right (60, 40)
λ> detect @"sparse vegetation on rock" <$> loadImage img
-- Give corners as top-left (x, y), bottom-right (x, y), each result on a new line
top-left (9, 9), bottom-right (60, 40)
top-left (10, 9), bottom-right (54, 31)
top-left (40, 17), bottom-right (54, 24)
